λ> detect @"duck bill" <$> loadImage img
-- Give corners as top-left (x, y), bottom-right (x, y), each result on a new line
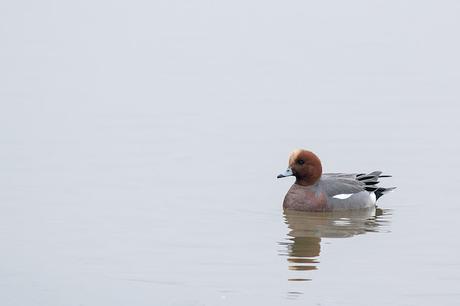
top-left (277, 168), bottom-right (294, 178)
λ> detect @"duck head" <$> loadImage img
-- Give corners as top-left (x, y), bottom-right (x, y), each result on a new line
top-left (277, 149), bottom-right (323, 186)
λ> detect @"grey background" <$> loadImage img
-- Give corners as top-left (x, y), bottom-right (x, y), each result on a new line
top-left (1, 1), bottom-right (460, 305)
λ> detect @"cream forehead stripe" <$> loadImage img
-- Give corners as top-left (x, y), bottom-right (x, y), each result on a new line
top-left (289, 149), bottom-right (303, 164)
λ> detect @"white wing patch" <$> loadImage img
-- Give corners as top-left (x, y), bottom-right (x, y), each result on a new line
top-left (332, 193), bottom-right (354, 200)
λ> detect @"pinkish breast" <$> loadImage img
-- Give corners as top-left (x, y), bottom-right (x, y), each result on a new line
top-left (283, 184), bottom-right (328, 212)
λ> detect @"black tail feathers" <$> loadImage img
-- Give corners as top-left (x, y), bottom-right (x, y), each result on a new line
top-left (357, 171), bottom-right (395, 199)
top-left (374, 187), bottom-right (397, 200)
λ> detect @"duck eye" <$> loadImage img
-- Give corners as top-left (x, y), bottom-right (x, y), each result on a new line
top-left (297, 159), bottom-right (305, 165)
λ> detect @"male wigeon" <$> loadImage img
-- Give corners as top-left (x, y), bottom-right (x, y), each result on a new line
top-left (277, 149), bottom-right (395, 211)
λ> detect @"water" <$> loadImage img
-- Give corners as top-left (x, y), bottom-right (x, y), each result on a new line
top-left (2, 1), bottom-right (460, 305)
top-left (281, 208), bottom-right (391, 279)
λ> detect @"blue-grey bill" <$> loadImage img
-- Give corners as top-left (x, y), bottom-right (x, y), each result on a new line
top-left (277, 168), bottom-right (293, 178)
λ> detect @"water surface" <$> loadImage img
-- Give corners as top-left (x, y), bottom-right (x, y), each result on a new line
top-left (2, 1), bottom-right (460, 305)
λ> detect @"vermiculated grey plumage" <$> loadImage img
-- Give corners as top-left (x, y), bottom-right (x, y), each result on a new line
top-left (321, 171), bottom-right (395, 198)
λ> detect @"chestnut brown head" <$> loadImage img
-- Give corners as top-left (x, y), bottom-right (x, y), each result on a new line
top-left (277, 149), bottom-right (323, 186)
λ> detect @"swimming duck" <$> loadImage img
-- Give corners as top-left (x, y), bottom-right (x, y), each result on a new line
top-left (277, 149), bottom-right (395, 211)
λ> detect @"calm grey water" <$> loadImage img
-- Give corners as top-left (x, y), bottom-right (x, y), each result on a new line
top-left (2, 1), bottom-right (460, 305)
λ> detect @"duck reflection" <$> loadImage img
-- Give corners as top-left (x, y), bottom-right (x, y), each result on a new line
top-left (280, 207), bottom-right (390, 281)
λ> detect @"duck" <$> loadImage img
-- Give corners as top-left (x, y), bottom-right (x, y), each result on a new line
top-left (277, 149), bottom-right (395, 211)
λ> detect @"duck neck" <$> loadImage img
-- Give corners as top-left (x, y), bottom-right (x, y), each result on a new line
top-left (294, 164), bottom-right (322, 186)
top-left (295, 176), bottom-right (319, 186)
